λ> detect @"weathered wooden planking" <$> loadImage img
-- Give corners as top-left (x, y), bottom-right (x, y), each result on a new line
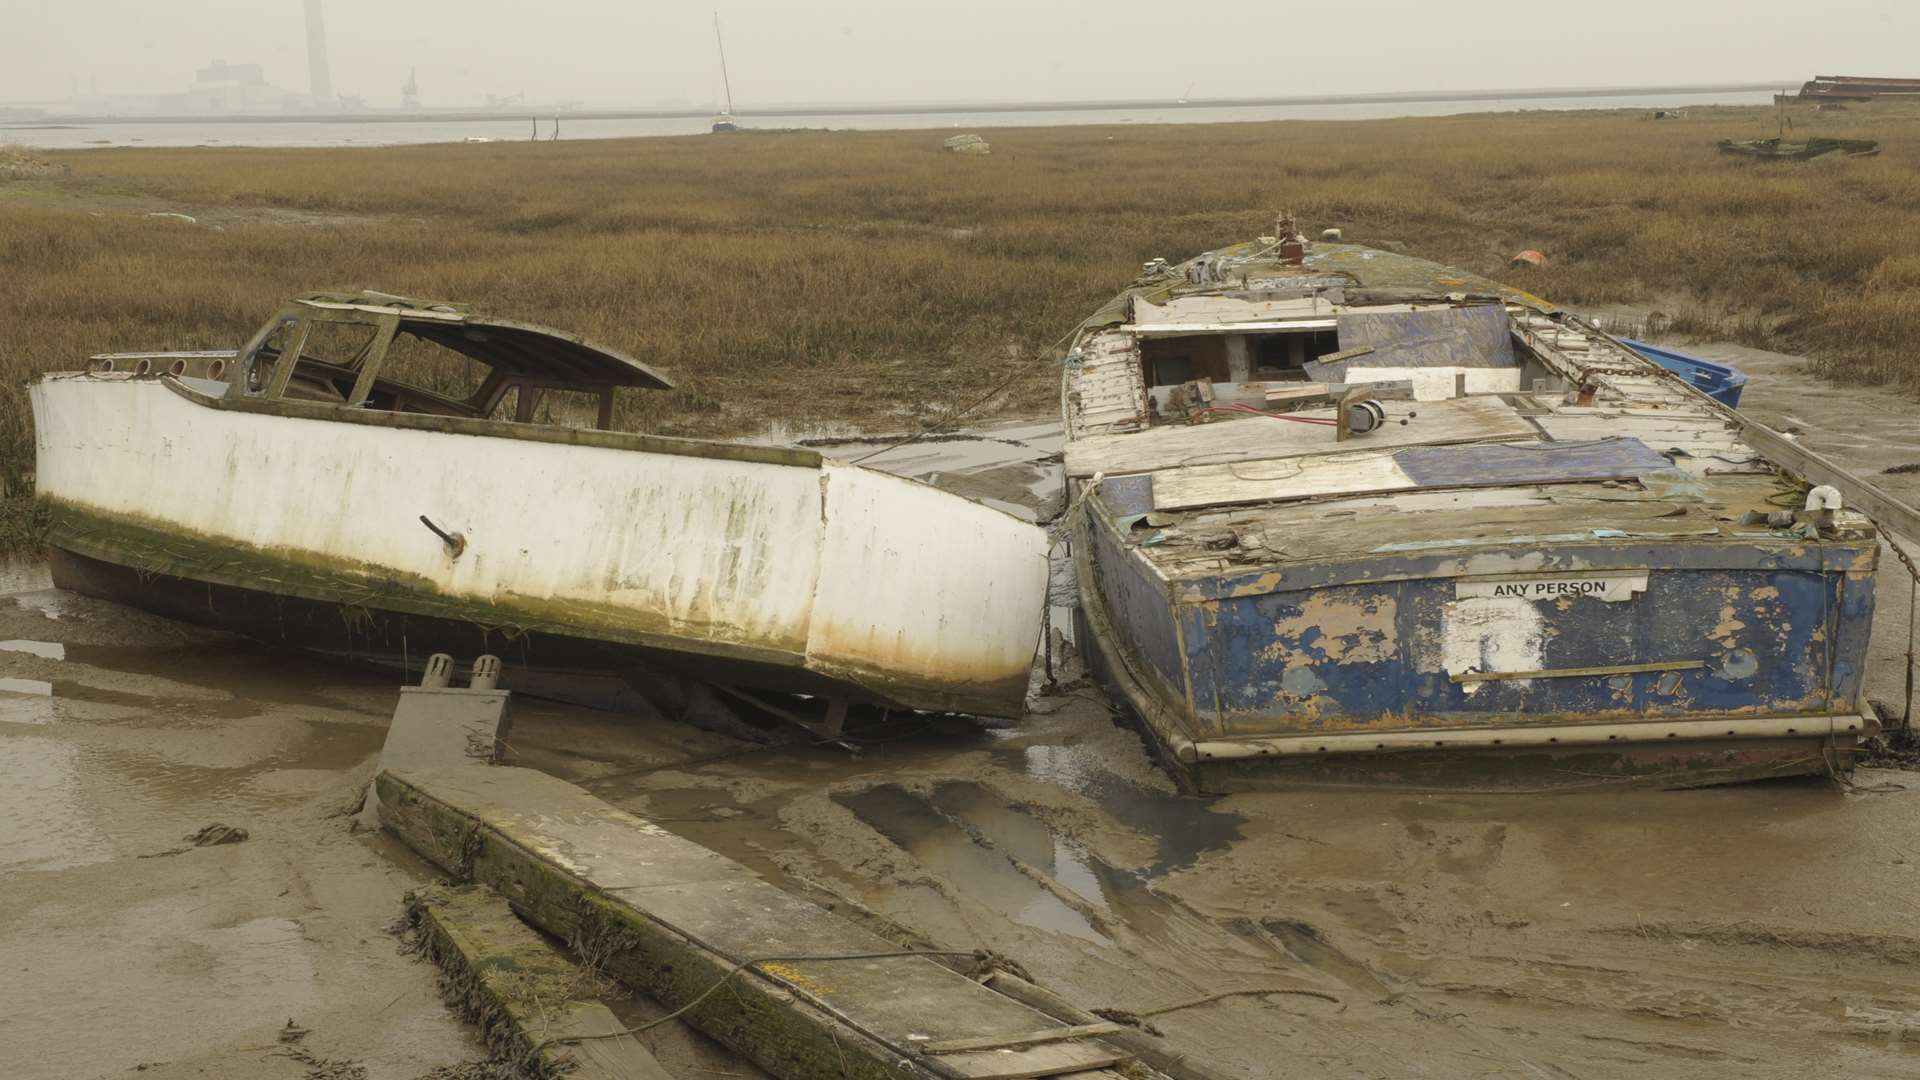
top-left (377, 767), bottom-right (1133, 1080)
top-left (1066, 333), bottom-right (1145, 438)
top-left (1152, 448), bottom-right (1411, 511)
top-left (1065, 395), bottom-right (1536, 478)
top-left (1151, 437), bottom-right (1672, 512)
top-left (410, 884), bottom-right (675, 1080)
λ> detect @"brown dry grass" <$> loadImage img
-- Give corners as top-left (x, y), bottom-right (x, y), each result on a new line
top-left (2, 102), bottom-right (1917, 544)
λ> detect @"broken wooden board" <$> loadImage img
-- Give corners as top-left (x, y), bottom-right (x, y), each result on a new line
top-left (409, 884), bottom-right (674, 1080)
top-left (377, 766), bottom-right (1135, 1080)
top-left (1064, 395), bottom-right (1536, 478)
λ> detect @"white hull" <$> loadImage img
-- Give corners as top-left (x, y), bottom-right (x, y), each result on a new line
top-left (32, 374), bottom-right (1049, 716)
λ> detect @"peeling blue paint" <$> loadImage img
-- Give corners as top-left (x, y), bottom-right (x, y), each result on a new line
top-left (1086, 505), bottom-right (1875, 742)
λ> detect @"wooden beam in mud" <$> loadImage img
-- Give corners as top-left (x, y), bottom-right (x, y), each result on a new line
top-left (408, 884), bottom-right (674, 1080)
top-left (375, 766), bottom-right (1137, 1080)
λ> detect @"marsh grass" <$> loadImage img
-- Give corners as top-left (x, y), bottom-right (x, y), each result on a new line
top-left (3, 102), bottom-right (1918, 536)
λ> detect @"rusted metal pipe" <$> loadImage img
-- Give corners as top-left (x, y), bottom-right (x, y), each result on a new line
top-left (419, 514), bottom-right (466, 558)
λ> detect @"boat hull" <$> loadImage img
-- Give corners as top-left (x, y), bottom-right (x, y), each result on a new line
top-left (1071, 501), bottom-right (1876, 793)
top-left (32, 374), bottom-right (1049, 717)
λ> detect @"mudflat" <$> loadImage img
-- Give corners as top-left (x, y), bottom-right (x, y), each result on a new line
top-left (3, 342), bottom-right (1920, 1078)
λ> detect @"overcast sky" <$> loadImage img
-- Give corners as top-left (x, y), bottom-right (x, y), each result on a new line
top-left (2, 0), bottom-right (1913, 108)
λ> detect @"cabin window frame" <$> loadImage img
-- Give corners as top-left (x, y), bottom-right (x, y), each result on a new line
top-left (229, 303), bottom-right (625, 431)
top-left (231, 312), bottom-right (309, 399)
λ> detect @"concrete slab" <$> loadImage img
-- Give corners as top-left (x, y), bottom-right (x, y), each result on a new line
top-left (379, 686), bottom-right (513, 772)
top-left (377, 765), bottom-right (1135, 1080)
top-left (409, 884), bottom-right (673, 1080)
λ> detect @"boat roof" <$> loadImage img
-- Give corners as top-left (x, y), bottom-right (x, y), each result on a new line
top-left (291, 291), bottom-right (674, 390)
top-left (1071, 240), bottom-right (1557, 342)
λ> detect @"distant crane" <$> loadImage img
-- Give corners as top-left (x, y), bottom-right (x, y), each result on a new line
top-left (711, 13), bottom-right (738, 133)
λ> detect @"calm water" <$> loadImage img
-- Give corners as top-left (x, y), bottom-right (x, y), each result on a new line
top-left (2, 90), bottom-right (1777, 150)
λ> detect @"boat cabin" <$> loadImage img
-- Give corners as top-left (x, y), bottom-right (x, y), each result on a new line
top-left (1119, 291), bottom-right (1532, 422)
top-left (96, 291), bottom-right (672, 431)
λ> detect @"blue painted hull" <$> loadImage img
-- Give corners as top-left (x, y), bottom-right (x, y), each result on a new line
top-left (1074, 497), bottom-right (1876, 792)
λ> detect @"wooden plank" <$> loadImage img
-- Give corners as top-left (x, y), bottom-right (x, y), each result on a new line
top-left (1453, 660), bottom-right (1706, 684)
top-left (1153, 451), bottom-right (1412, 512)
top-left (1066, 395), bottom-right (1535, 478)
top-left (378, 767), bottom-right (1134, 1080)
top-left (1264, 385), bottom-right (1332, 404)
top-left (932, 1046), bottom-right (1132, 1080)
top-left (924, 1022), bottom-right (1127, 1055)
top-left (409, 883), bottom-right (676, 1080)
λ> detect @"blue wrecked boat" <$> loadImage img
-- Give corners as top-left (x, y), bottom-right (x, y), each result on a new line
top-left (1059, 222), bottom-right (1909, 792)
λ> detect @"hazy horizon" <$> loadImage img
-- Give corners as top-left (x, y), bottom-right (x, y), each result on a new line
top-left (2, 0), bottom-right (1911, 110)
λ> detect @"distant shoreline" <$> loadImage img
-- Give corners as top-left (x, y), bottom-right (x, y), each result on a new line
top-left (8, 81), bottom-right (1787, 127)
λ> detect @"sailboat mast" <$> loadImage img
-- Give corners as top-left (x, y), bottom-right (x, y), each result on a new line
top-left (714, 13), bottom-right (734, 115)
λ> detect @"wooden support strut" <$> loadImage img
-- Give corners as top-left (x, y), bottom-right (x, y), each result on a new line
top-left (1334, 384), bottom-right (1367, 443)
top-left (1451, 659), bottom-right (1707, 684)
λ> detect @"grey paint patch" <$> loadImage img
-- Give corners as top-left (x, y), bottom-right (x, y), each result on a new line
top-left (1716, 648), bottom-right (1761, 681)
top-left (1281, 666), bottom-right (1327, 696)
top-left (1396, 437), bottom-right (1673, 487)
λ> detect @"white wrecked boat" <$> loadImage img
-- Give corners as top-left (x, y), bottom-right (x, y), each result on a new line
top-left (32, 292), bottom-right (1049, 726)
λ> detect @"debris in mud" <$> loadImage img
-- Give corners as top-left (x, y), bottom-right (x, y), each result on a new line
top-left (188, 822), bottom-right (249, 846)
top-left (1884, 462), bottom-right (1920, 475)
top-left (279, 1019), bottom-right (311, 1044)
top-left (1859, 726), bottom-right (1920, 771)
top-left (411, 1064), bottom-right (517, 1080)
top-left (137, 822), bottom-right (250, 858)
top-left (278, 1044), bottom-right (369, 1080)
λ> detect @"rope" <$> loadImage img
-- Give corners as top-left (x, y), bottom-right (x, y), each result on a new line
top-left (1884, 536), bottom-right (1920, 728)
top-left (1114, 986), bottom-right (1345, 1021)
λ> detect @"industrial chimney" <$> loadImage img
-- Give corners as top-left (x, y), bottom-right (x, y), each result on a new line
top-left (304, 0), bottom-right (334, 108)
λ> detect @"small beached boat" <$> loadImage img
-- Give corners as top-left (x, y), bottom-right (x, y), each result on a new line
top-left (1059, 219), bottom-right (1912, 791)
top-left (32, 292), bottom-right (1049, 726)
top-left (1717, 136), bottom-right (1879, 161)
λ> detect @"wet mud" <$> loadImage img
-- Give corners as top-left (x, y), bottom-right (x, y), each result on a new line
top-left (9, 349), bottom-right (1920, 1078)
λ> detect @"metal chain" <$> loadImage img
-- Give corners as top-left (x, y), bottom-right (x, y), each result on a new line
top-left (1886, 536), bottom-right (1920, 729)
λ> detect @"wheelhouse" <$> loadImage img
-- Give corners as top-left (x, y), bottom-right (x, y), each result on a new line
top-left (108, 291), bottom-right (675, 431)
